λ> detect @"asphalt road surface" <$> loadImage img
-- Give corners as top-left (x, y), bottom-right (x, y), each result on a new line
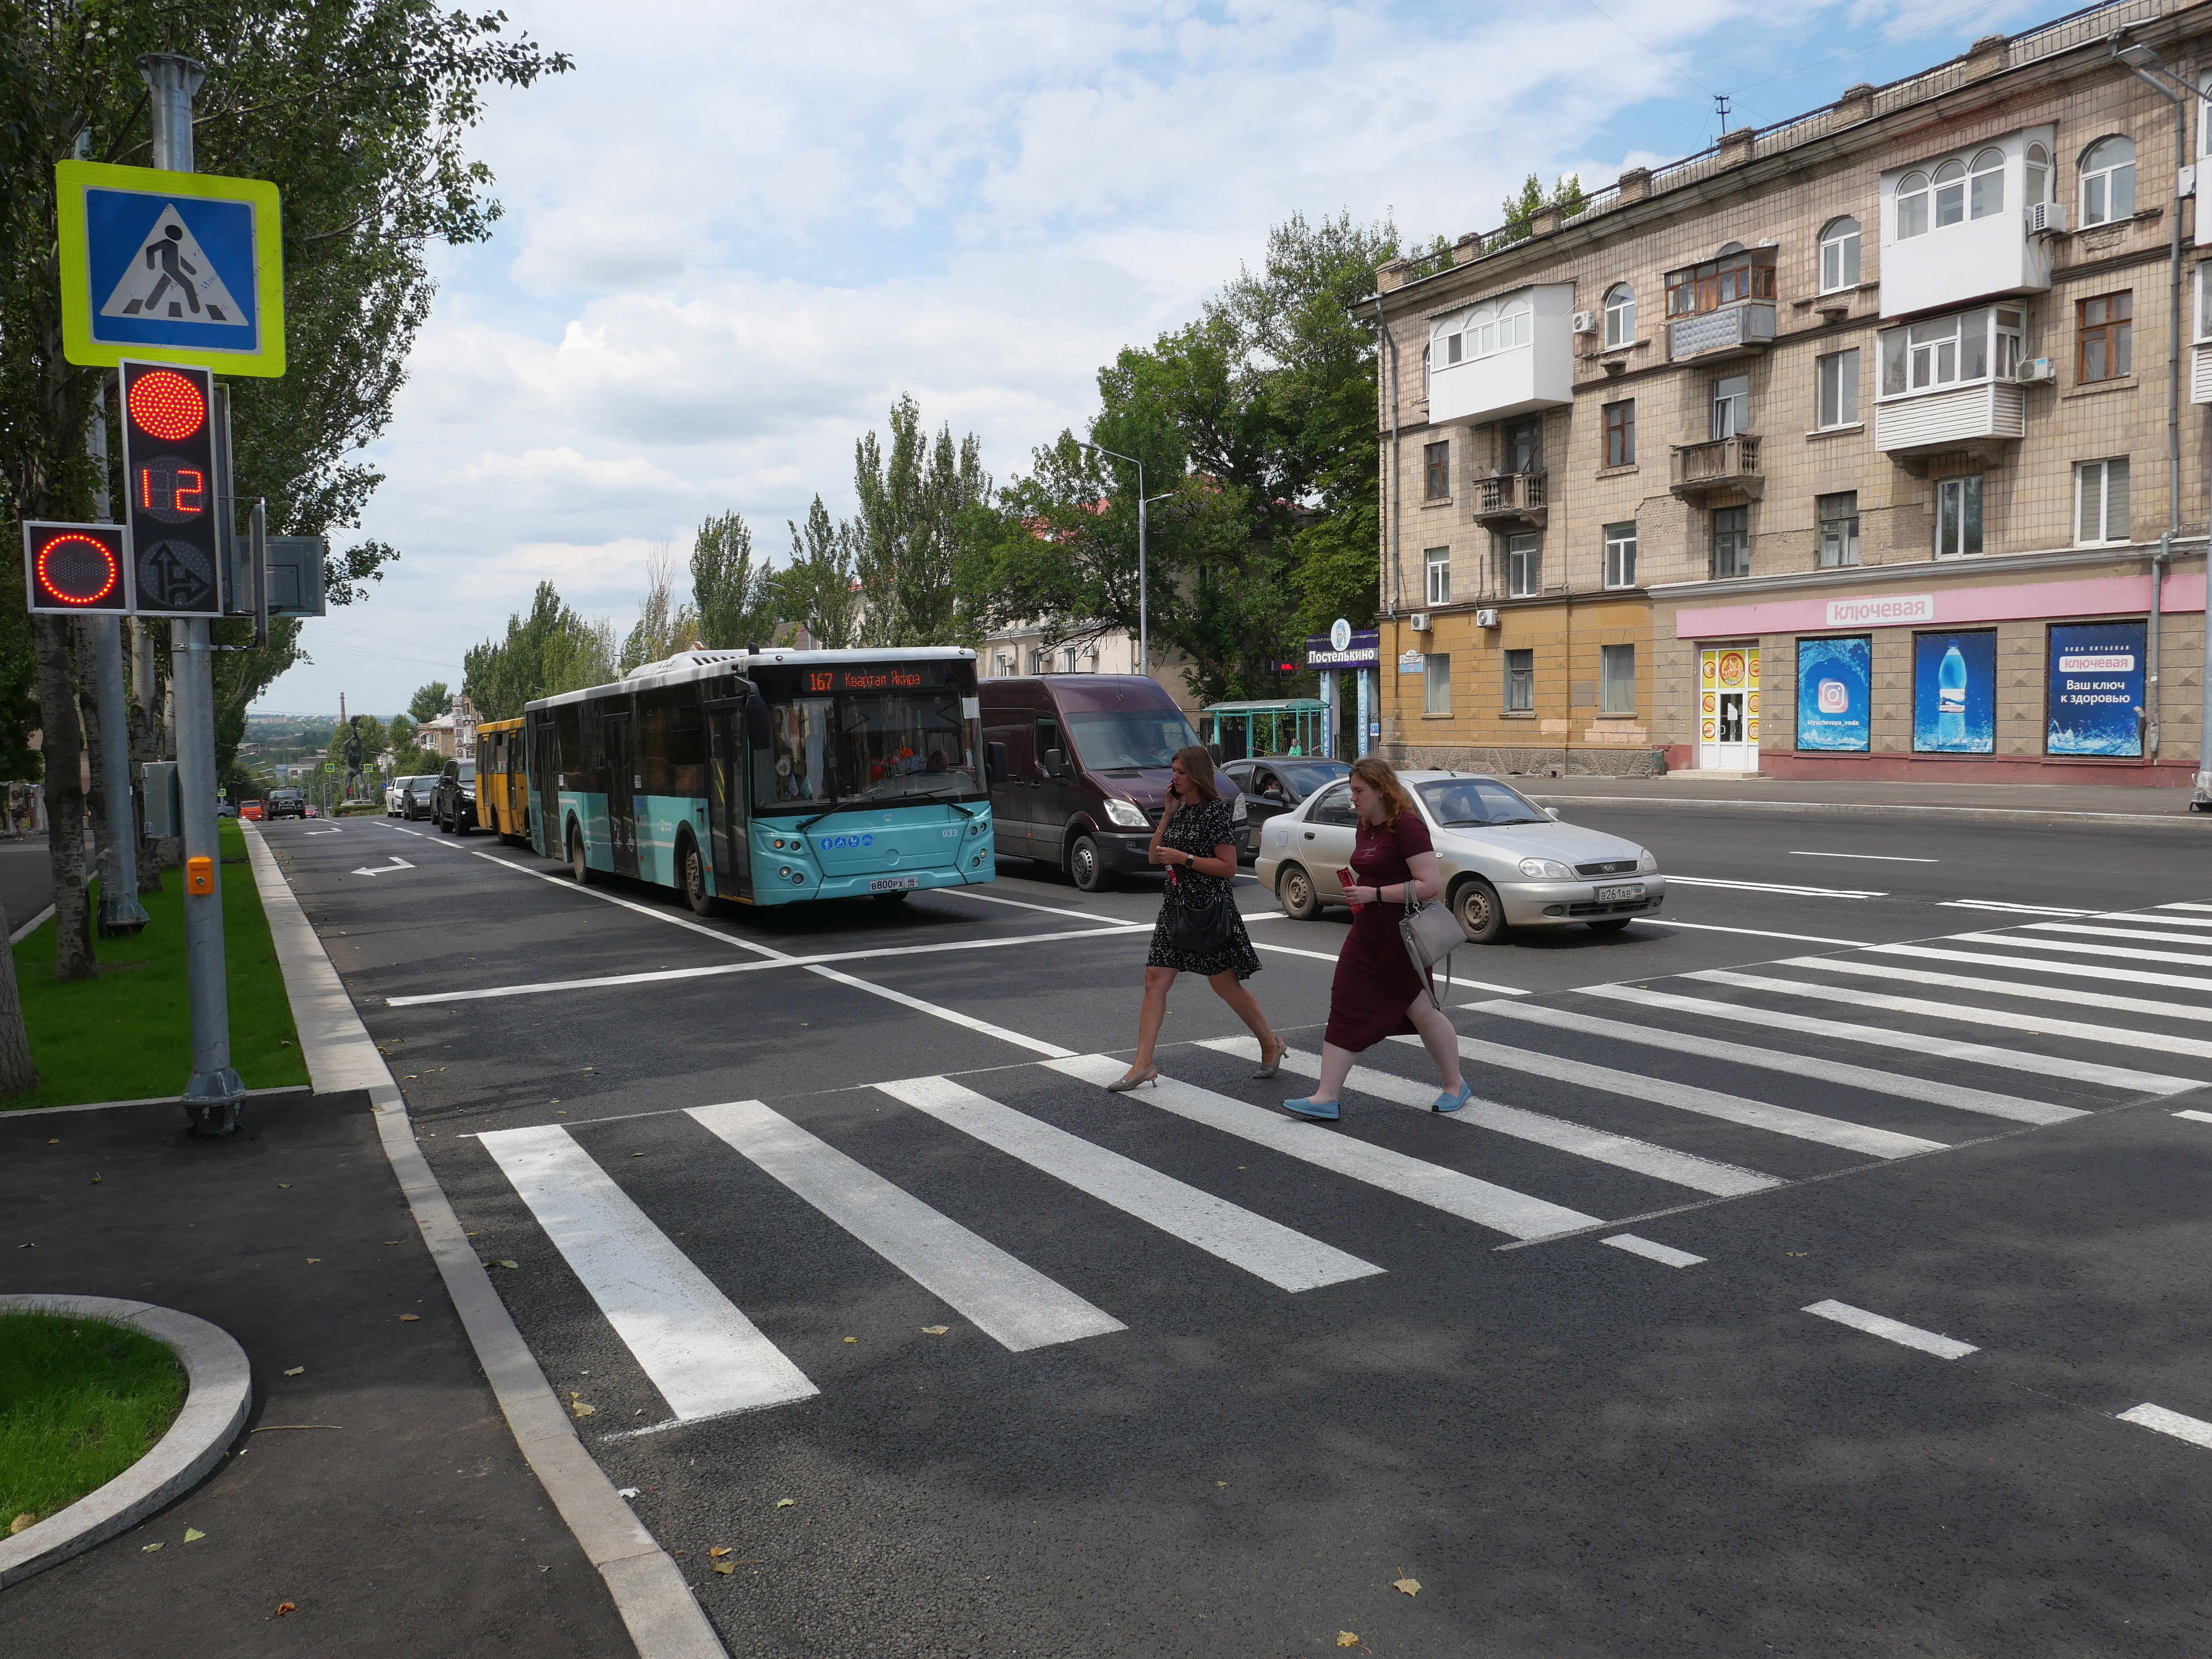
top-left (258, 804), bottom-right (2212, 1658)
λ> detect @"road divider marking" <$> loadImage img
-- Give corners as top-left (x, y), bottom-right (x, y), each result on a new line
top-left (1938, 899), bottom-right (2100, 917)
top-left (1777, 953), bottom-right (2212, 1025)
top-left (1861, 942), bottom-right (2212, 996)
top-left (1046, 1053), bottom-right (1606, 1242)
top-left (476, 1124), bottom-right (817, 1421)
top-left (1602, 1234), bottom-right (1705, 1268)
top-left (2174, 1109), bottom-right (2212, 1124)
top-left (1632, 919), bottom-right (1871, 946)
top-left (875, 1074), bottom-right (1382, 1292)
top-left (1468, 998), bottom-right (2076, 1125)
top-left (1803, 1299), bottom-right (1977, 1360)
top-left (2117, 1402), bottom-right (2212, 1449)
top-left (1199, 1036), bottom-right (1779, 1197)
top-left (1666, 875), bottom-right (1885, 899)
top-left (687, 1100), bottom-right (1123, 1352)
top-left (805, 965), bottom-right (1076, 1058)
top-left (1598, 981), bottom-right (2174, 1097)
top-left (1790, 851), bottom-right (1935, 863)
top-left (1951, 930), bottom-right (2212, 970)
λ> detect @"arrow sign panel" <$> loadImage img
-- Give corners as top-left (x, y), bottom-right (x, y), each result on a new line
top-left (352, 856), bottom-right (414, 877)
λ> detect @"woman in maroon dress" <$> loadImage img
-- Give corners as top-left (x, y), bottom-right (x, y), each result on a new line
top-left (1282, 756), bottom-right (1470, 1121)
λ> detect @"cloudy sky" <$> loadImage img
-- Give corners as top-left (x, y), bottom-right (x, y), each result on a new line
top-left (257, 0), bottom-right (2044, 718)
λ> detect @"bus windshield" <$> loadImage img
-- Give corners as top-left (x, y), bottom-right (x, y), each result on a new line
top-left (1065, 709), bottom-right (1198, 771)
top-left (761, 690), bottom-right (978, 808)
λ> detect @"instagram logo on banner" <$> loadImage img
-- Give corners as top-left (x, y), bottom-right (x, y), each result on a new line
top-left (1817, 679), bottom-right (1849, 713)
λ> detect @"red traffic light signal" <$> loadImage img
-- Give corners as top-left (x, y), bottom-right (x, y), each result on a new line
top-left (125, 368), bottom-right (208, 442)
top-left (120, 359), bottom-right (222, 616)
top-left (22, 521), bottom-right (131, 614)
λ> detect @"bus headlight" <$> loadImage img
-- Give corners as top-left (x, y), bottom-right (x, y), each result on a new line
top-left (1103, 798), bottom-right (1146, 828)
top-left (778, 866), bottom-right (791, 879)
top-left (968, 818), bottom-right (987, 836)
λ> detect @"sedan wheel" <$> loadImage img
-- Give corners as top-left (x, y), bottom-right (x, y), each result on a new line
top-left (1453, 877), bottom-right (1507, 944)
top-left (1277, 863), bottom-right (1323, 922)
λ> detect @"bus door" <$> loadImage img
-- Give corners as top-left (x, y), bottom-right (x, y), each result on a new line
top-left (602, 711), bottom-right (640, 878)
top-left (704, 699), bottom-right (753, 902)
top-left (528, 713), bottom-right (558, 856)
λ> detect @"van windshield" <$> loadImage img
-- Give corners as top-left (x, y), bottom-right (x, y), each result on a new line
top-left (1065, 709), bottom-right (1199, 771)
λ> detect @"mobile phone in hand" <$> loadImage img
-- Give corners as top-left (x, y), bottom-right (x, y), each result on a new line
top-left (1338, 867), bottom-right (1361, 910)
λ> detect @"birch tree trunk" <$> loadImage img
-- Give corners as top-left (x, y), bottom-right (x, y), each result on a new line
top-left (34, 617), bottom-right (95, 982)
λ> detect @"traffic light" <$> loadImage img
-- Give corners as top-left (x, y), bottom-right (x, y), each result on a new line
top-left (120, 359), bottom-right (222, 615)
top-left (22, 521), bottom-right (131, 614)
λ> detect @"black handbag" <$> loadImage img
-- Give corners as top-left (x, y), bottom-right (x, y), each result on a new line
top-left (1166, 870), bottom-right (1237, 954)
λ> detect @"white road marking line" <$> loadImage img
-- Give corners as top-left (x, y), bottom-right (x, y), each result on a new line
top-left (1597, 981), bottom-right (2188, 1097)
top-left (1401, 1030), bottom-right (1945, 1159)
top-left (1243, 937), bottom-right (1524, 991)
top-left (476, 1125), bottom-right (817, 1419)
top-left (2026, 921), bottom-right (2212, 950)
top-left (875, 1075), bottom-right (1381, 1291)
top-left (1939, 899), bottom-right (2101, 916)
top-left (2158, 902), bottom-right (2212, 911)
top-left (1862, 942), bottom-right (2212, 996)
top-left (1690, 967), bottom-right (2212, 1064)
top-left (350, 855), bottom-right (414, 877)
top-left (468, 850), bottom-right (790, 958)
top-left (1666, 875), bottom-right (1885, 899)
top-left (1803, 1299), bottom-right (1977, 1360)
top-left (1200, 1036), bottom-right (1781, 1196)
top-left (2117, 1402), bottom-right (2212, 1449)
top-left (1046, 1053), bottom-right (1605, 1241)
top-left (805, 965), bottom-right (1077, 1058)
top-left (2174, 1109), bottom-right (2212, 1124)
top-left (1251, 940), bottom-right (1346, 964)
top-left (933, 887), bottom-right (1140, 925)
top-left (688, 1100), bottom-right (1122, 1351)
top-left (1634, 919), bottom-right (1872, 946)
top-left (1791, 851), bottom-right (1936, 863)
top-left (1603, 1234), bottom-right (1705, 1268)
top-left (1782, 953), bottom-right (2212, 1026)
top-left (2089, 911), bottom-right (2212, 928)
top-left (1470, 998), bottom-right (2079, 1126)
top-left (1950, 930), bottom-right (2212, 970)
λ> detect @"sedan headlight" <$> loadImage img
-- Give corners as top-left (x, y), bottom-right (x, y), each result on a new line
top-left (1103, 797), bottom-right (1147, 828)
top-left (1636, 847), bottom-right (1658, 873)
top-left (1518, 856), bottom-right (1575, 879)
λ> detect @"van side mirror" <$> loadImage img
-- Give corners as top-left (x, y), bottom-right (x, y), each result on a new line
top-left (985, 741), bottom-right (1007, 785)
top-left (1042, 747), bottom-right (1067, 780)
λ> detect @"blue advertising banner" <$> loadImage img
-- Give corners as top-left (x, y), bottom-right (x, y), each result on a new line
top-left (2047, 621), bottom-right (2145, 756)
top-left (1912, 630), bottom-right (1996, 753)
top-left (1795, 636), bottom-right (1871, 752)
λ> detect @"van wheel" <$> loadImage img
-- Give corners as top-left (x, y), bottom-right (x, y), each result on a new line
top-left (681, 835), bottom-right (721, 916)
top-left (1454, 877), bottom-right (1507, 944)
top-left (1277, 863), bottom-right (1323, 922)
top-left (568, 823), bottom-right (590, 884)
top-left (1068, 833), bottom-right (1108, 893)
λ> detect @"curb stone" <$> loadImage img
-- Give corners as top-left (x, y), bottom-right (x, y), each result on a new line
top-left (0, 1294), bottom-right (252, 1588)
top-left (238, 822), bottom-right (729, 1659)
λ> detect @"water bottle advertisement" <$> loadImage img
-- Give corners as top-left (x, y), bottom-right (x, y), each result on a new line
top-left (1793, 635), bottom-right (1871, 751)
top-left (2046, 621), bottom-right (2146, 756)
top-left (1911, 630), bottom-right (1996, 753)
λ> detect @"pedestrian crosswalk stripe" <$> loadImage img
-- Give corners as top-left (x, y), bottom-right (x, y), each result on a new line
top-left (1864, 942), bottom-right (2212, 996)
top-left (688, 1101), bottom-right (1123, 1352)
top-left (1939, 899), bottom-right (2100, 917)
top-left (2025, 921), bottom-right (2212, 951)
top-left (1410, 1032), bottom-right (1946, 1159)
top-left (477, 1125), bottom-right (819, 1421)
top-left (873, 1074), bottom-right (1383, 1293)
top-left (2117, 1402), bottom-right (2212, 1450)
top-left (1802, 1299), bottom-right (1977, 1360)
top-left (1688, 967), bottom-right (2212, 1065)
top-left (2173, 1109), bottom-right (2212, 1124)
top-left (2096, 911), bottom-right (2212, 928)
top-left (1779, 954), bottom-right (2212, 1026)
top-left (1595, 982), bottom-right (2190, 1096)
top-left (1046, 1053), bottom-right (1606, 1242)
top-left (1467, 999), bottom-right (2080, 1126)
top-left (1198, 1036), bottom-right (1781, 1197)
top-left (1951, 931), bottom-right (2212, 971)
top-left (1666, 875), bottom-right (1885, 899)
top-left (1602, 1235), bottom-right (1705, 1268)
top-left (2157, 902), bottom-right (2212, 912)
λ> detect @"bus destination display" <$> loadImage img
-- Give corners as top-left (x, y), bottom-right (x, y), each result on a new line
top-left (807, 668), bottom-right (927, 693)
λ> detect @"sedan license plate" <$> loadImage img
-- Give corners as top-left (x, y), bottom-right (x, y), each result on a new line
top-left (870, 875), bottom-right (919, 893)
top-left (1594, 883), bottom-right (1643, 903)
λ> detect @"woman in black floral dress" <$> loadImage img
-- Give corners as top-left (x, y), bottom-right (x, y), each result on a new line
top-left (1105, 746), bottom-right (1285, 1092)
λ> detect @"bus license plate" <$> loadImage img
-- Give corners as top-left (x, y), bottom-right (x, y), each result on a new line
top-left (1594, 883), bottom-right (1642, 903)
top-left (870, 876), bottom-right (919, 893)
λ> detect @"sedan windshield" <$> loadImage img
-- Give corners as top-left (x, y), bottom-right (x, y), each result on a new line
top-left (1416, 778), bottom-right (1549, 827)
top-left (1065, 710), bottom-right (1198, 771)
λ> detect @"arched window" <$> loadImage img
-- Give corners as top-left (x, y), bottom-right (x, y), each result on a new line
top-left (1717, 241), bottom-right (1745, 256)
top-left (1968, 148), bottom-right (2006, 219)
top-left (1467, 304), bottom-right (1497, 358)
top-left (2025, 143), bottom-right (2051, 206)
top-left (1493, 297), bottom-right (1533, 353)
top-left (1819, 217), bottom-right (1861, 292)
top-left (1429, 314), bottom-right (1462, 371)
top-left (1896, 171), bottom-right (1930, 238)
top-left (1933, 159), bottom-right (1967, 227)
top-left (1603, 283), bottom-right (1635, 348)
top-left (2081, 135), bottom-right (2137, 226)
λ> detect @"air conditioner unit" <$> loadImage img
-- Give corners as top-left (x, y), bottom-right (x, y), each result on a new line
top-left (1409, 613), bottom-right (1432, 633)
top-left (2026, 200), bottom-right (2069, 235)
top-left (2016, 356), bottom-right (2058, 384)
top-left (1571, 310), bottom-right (1599, 335)
top-left (1475, 608), bottom-right (1501, 628)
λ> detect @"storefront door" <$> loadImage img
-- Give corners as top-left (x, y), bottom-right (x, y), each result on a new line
top-left (1698, 645), bottom-right (1760, 771)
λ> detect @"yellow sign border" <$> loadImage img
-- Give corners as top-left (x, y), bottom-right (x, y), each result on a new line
top-left (56, 159), bottom-right (285, 377)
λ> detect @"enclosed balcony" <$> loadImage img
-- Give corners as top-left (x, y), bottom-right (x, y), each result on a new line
top-left (1874, 305), bottom-right (2031, 460)
top-left (1669, 435), bottom-right (1763, 501)
top-left (1880, 127), bottom-right (2056, 318)
top-left (1472, 471), bottom-right (1547, 529)
top-left (1665, 248), bottom-right (1777, 364)
top-left (1426, 283), bottom-right (1575, 425)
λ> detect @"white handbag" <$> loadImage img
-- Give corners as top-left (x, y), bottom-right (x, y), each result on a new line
top-left (1399, 895), bottom-right (1467, 1010)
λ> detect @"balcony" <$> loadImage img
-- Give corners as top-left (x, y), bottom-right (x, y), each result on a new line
top-left (1880, 126), bottom-right (2056, 317)
top-left (1668, 301), bottom-right (1777, 364)
top-left (1669, 435), bottom-right (1764, 501)
top-left (1425, 282), bottom-right (1576, 425)
top-left (1874, 383), bottom-right (2025, 463)
top-left (1473, 471), bottom-right (1547, 529)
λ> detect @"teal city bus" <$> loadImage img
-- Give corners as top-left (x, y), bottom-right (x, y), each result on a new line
top-left (523, 647), bottom-right (997, 912)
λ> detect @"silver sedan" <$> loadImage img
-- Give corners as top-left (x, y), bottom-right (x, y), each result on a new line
top-left (1253, 770), bottom-right (1666, 942)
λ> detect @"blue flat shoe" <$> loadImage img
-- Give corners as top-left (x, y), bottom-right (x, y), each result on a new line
top-left (1432, 1081), bottom-right (1473, 1114)
top-left (1282, 1097), bottom-right (1341, 1122)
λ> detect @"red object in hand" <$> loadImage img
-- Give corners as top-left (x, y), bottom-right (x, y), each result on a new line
top-left (1338, 868), bottom-right (1362, 910)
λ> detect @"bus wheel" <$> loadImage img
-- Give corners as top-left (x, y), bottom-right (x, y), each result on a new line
top-left (1068, 833), bottom-right (1108, 893)
top-left (681, 836), bottom-right (721, 917)
top-left (568, 823), bottom-right (590, 884)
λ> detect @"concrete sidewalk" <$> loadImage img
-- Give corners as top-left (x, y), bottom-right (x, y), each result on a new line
top-left (1520, 772), bottom-right (2209, 822)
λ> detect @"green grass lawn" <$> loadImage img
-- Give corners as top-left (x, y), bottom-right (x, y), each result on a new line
top-left (0, 1310), bottom-right (186, 1530)
top-left (4, 820), bottom-right (309, 1109)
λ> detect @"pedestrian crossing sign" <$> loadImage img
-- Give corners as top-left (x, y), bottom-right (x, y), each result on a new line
top-left (55, 160), bottom-right (285, 377)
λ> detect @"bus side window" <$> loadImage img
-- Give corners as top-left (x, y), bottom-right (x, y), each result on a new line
top-left (636, 689), bottom-right (671, 797)
top-left (666, 699), bottom-right (704, 796)
top-left (555, 704), bottom-right (582, 788)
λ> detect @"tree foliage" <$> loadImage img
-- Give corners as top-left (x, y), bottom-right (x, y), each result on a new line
top-left (776, 494), bottom-right (859, 650)
top-left (460, 583), bottom-right (613, 721)
top-left (1491, 171), bottom-right (1586, 248)
top-left (852, 395), bottom-right (989, 647)
top-left (689, 511), bottom-right (777, 652)
top-left (618, 542), bottom-right (696, 672)
top-left (406, 680), bottom-right (448, 723)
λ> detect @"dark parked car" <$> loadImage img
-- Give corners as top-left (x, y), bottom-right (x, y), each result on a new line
top-left (398, 774), bottom-right (439, 821)
top-left (431, 758), bottom-right (477, 834)
top-left (1221, 755), bottom-right (1349, 859)
top-left (266, 788), bottom-right (307, 820)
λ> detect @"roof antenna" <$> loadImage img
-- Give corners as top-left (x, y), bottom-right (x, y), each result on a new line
top-left (1715, 93), bottom-right (1732, 133)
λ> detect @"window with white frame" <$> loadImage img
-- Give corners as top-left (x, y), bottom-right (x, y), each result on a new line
top-left (1878, 307), bottom-right (2025, 396)
top-left (1061, 646), bottom-right (1080, 673)
top-left (2025, 142), bottom-right (2052, 206)
top-left (1711, 373), bottom-right (1749, 440)
top-left (993, 652), bottom-right (1013, 677)
top-left (1817, 491), bottom-right (1860, 568)
top-left (1603, 522), bottom-right (1638, 590)
top-left (2076, 458), bottom-right (2131, 545)
top-left (2080, 135), bottom-right (2137, 227)
top-left (1935, 475), bottom-right (1983, 558)
top-left (1429, 296), bottom-right (1534, 370)
top-left (1423, 653), bottom-right (1451, 716)
top-left (1599, 644), bottom-right (1635, 715)
top-left (1967, 148), bottom-right (2005, 218)
top-left (1029, 648), bottom-right (1048, 674)
top-left (1816, 349), bottom-right (1860, 428)
top-left (1504, 649), bottom-right (1534, 713)
top-left (1896, 168), bottom-right (1931, 238)
top-left (1894, 146), bottom-right (2006, 238)
top-left (1819, 216), bottom-right (1861, 293)
top-left (1506, 532), bottom-right (1541, 598)
top-left (2197, 261), bottom-right (2212, 342)
top-left (1425, 546), bottom-right (1451, 606)
top-left (1603, 283), bottom-right (1636, 348)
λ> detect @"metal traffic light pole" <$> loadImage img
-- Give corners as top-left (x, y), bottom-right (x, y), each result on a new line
top-left (84, 380), bottom-right (149, 936)
top-left (141, 51), bottom-right (245, 1132)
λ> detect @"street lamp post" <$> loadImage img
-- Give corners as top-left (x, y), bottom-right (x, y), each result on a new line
top-left (1083, 443), bottom-right (1148, 675)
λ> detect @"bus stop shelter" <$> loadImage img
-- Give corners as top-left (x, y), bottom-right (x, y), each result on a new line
top-left (1201, 698), bottom-right (1331, 762)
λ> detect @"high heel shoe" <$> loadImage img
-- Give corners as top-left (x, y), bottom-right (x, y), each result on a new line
top-left (1281, 1097), bottom-right (1340, 1122)
top-left (1432, 1080), bottom-right (1473, 1114)
top-left (1251, 1037), bottom-right (1286, 1080)
top-left (1104, 1067), bottom-right (1158, 1094)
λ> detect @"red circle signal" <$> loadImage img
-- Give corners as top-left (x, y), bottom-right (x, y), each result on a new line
top-left (36, 532), bottom-right (120, 606)
top-left (127, 369), bottom-right (206, 442)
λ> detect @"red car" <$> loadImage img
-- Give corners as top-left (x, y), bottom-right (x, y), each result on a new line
top-left (239, 800), bottom-right (265, 821)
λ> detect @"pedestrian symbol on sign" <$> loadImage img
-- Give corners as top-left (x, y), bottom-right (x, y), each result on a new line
top-left (100, 206), bottom-right (245, 323)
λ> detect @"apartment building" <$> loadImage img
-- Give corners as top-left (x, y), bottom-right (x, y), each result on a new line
top-left (1373, 0), bottom-right (2212, 785)
top-left (977, 622), bottom-right (1204, 715)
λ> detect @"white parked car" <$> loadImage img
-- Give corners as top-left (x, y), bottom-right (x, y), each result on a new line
top-left (1254, 771), bottom-right (1666, 942)
top-left (389, 773), bottom-right (440, 819)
